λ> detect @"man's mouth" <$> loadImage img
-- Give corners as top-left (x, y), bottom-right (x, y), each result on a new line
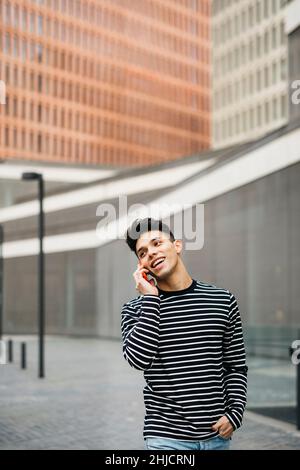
top-left (151, 257), bottom-right (165, 269)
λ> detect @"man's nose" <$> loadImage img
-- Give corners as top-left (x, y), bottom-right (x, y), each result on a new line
top-left (148, 248), bottom-right (158, 260)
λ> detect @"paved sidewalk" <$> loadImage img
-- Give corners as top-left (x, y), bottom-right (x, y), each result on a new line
top-left (0, 336), bottom-right (299, 450)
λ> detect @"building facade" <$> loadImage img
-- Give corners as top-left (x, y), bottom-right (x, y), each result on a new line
top-left (1, 121), bottom-right (299, 347)
top-left (286, 0), bottom-right (300, 121)
top-left (0, 0), bottom-right (211, 167)
top-left (1, 117), bottom-right (299, 424)
top-left (212, 0), bottom-right (289, 148)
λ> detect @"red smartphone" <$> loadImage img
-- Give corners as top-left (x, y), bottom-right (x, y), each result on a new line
top-left (142, 272), bottom-right (158, 286)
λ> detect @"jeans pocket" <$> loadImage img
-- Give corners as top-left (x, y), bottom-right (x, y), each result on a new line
top-left (218, 434), bottom-right (231, 441)
top-left (146, 438), bottom-right (172, 450)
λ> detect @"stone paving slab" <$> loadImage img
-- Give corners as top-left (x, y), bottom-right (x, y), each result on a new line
top-left (0, 336), bottom-right (299, 450)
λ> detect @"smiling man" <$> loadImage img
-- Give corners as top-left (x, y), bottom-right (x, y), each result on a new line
top-left (121, 218), bottom-right (248, 450)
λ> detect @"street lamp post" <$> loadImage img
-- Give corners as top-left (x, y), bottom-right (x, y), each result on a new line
top-left (0, 224), bottom-right (3, 340)
top-left (22, 172), bottom-right (45, 378)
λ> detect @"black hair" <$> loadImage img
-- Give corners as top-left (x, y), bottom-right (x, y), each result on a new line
top-left (125, 217), bottom-right (175, 256)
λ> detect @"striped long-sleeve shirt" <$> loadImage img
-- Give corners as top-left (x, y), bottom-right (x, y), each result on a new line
top-left (121, 279), bottom-right (248, 441)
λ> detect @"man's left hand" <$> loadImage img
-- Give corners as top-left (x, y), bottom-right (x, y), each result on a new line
top-left (211, 416), bottom-right (234, 439)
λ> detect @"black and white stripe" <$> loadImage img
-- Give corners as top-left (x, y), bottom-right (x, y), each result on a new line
top-left (121, 279), bottom-right (248, 441)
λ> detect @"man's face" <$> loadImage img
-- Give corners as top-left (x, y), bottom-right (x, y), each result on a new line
top-left (136, 230), bottom-right (182, 280)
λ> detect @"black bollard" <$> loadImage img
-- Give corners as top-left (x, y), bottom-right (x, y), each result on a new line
top-left (8, 339), bottom-right (13, 362)
top-left (297, 360), bottom-right (300, 431)
top-left (289, 341), bottom-right (300, 430)
top-left (21, 342), bottom-right (26, 369)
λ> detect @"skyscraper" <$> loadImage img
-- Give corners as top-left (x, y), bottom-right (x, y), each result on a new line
top-left (0, 0), bottom-right (211, 167)
top-left (212, 0), bottom-right (288, 148)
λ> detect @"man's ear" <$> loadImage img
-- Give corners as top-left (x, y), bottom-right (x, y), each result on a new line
top-left (173, 239), bottom-right (183, 255)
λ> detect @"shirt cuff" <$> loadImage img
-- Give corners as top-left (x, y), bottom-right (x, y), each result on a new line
top-left (225, 411), bottom-right (241, 431)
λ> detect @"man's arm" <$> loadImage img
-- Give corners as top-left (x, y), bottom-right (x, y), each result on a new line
top-left (223, 292), bottom-right (248, 431)
top-left (121, 295), bottom-right (161, 371)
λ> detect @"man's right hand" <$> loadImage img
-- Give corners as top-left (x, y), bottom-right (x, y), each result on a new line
top-left (133, 263), bottom-right (159, 296)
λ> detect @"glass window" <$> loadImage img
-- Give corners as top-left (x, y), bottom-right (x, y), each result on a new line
top-left (30, 101), bottom-right (35, 119)
top-left (264, 65), bottom-right (269, 87)
top-left (243, 110), bottom-right (247, 131)
top-left (13, 97), bottom-right (18, 116)
top-left (13, 128), bottom-right (18, 148)
top-left (21, 40), bottom-right (27, 61)
top-left (250, 108), bottom-right (254, 128)
top-left (234, 14), bottom-right (239, 35)
top-left (272, 62), bottom-right (277, 83)
top-left (273, 97), bottom-right (278, 119)
top-left (22, 68), bottom-right (26, 88)
top-left (37, 74), bottom-right (42, 92)
top-left (21, 100), bottom-right (26, 119)
top-left (37, 104), bottom-right (42, 121)
top-left (13, 66), bottom-right (18, 86)
top-left (264, 0), bottom-right (269, 18)
top-left (242, 76), bottom-right (247, 94)
top-left (5, 63), bottom-right (10, 83)
top-left (264, 30), bottom-right (269, 53)
top-left (257, 69), bottom-right (261, 90)
top-left (242, 10), bottom-right (246, 30)
top-left (235, 47), bottom-right (239, 68)
top-left (30, 42), bottom-right (35, 60)
top-left (257, 105), bottom-right (262, 125)
top-left (256, 1), bottom-right (261, 22)
top-left (280, 58), bottom-right (286, 80)
top-left (250, 74), bottom-right (254, 93)
top-left (30, 12), bottom-right (35, 33)
top-left (4, 2), bottom-right (11, 24)
top-left (21, 8), bottom-right (27, 31)
top-left (13, 5), bottom-right (19, 28)
top-left (5, 127), bottom-right (10, 146)
top-left (13, 36), bottom-right (18, 57)
top-left (236, 80), bottom-right (240, 100)
top-left (281, 95), bottom-right (286, 117)
top-left (4, 33), bottom-right (11, 54)
top-left (37, 15), bottom-right (43, 35)
top-left (280, 22), bottom-right (285, 44)
top-left (265, 101), bottom-right (269, 122)
top-left (235, 114), bottom-right (240, 133)
top-left (272, 26), bottom-right (277, 48)
top-left (30, 72), bottom-right (35, 91)
top-left (249, 6), bottom-right (254, 27)
top-left (241, 43), bottom-right (246, 64)
top-left (228, 116), bottom-right (232, 137)
top-left (249, 41), bottom-right (254, 60)
top-left (37, 44), bottom-right (43, 63)
top-left (5, 95), bottom-right (10, 115)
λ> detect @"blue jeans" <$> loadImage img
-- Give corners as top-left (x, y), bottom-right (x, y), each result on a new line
top-left (145, 435), bottom-right (231, 450)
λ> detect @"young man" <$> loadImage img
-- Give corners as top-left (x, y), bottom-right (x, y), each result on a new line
top-left (121, 218), bottom-right (248, 450)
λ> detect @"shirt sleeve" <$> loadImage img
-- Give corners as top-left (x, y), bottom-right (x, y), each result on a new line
top-left (121, 294), bottom-right (161, 371)
top-left (223, 292), bottom-right (248, 430)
